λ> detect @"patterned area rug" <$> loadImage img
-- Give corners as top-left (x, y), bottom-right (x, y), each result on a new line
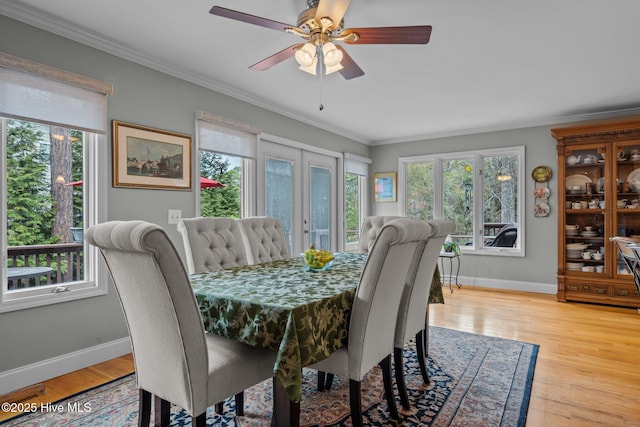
top-left (3, 327), bottom-right (538, 427)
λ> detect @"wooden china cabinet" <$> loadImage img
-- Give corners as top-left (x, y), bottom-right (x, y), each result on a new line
top-left (552, 117), bottom-right (640, 307)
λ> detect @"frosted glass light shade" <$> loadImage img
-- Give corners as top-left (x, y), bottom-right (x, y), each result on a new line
top-left (322, 42), bottom-right (343, 67)
top-left (294, 43), bottom-right (317, 67)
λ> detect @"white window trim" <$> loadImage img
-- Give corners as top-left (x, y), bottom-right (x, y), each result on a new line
top-left (398, 146), bottom-right (525, 257)
top-left (1, 130), bottom-right (108, 313)
top-left (344, 153), bottom-right (371, 251)
top-left (195, 111), bottom-right (260, 217)
top-left (0, 52), bottom-right (111, 312)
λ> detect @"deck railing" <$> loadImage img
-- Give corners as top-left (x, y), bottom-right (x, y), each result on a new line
top-left (6, 243), bottom-right (84, 290)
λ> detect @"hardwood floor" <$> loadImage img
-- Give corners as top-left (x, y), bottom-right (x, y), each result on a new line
top-left (1, 287), bottom-right (639, 425)
top-left (430, 287), bottom-right (640, 426)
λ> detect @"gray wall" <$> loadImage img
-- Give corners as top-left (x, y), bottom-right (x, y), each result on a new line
top-left (370, 126), bottom-right (559, 285)
top-left (0, 15), bottom-right (368, 372)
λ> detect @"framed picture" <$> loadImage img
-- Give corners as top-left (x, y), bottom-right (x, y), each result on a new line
top-left (373, 172), bottom-right (397, 202)
top-left (112, 120), bottom-right (192, 190)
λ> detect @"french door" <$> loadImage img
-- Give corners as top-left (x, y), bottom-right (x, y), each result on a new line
top-left (258, 140), bottom-right (338, 256)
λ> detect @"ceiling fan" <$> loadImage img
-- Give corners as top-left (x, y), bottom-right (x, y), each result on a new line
top-left (210, 0), bottom-right (432, 80)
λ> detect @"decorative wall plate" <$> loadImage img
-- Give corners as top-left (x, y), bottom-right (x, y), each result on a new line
top-left (532, 165), bottom-right (552, 182)
top-left (535, 202), bottom-right (550, 217)
top-left (534, 186), bottom-right (550, 199)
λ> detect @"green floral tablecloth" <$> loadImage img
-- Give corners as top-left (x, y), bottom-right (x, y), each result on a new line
top-left (190, 252), bottom-right (444, 402)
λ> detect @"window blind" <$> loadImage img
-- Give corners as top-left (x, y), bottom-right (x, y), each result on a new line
top-left (197, 111), bottom-right (260, 159)
top-left (0, 52), bottom-right (112, 134)
top-left (345, 153), bottom-right (372, 176)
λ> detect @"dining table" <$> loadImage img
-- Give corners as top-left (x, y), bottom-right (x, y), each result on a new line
top-left (190, 252), bottom-right (444, 426)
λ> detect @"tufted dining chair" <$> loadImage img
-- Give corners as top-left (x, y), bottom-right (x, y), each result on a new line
top-left (357, 215), bottom-right (400, 253)
top-left (238, 217), bottom-right (290, 264)
top-left (86, 221), bottom-right (276, 427)
top-left (308, 218), bottom-right (434, 427)
top-left (177, 217), bottom-right (249, 274)
top-left (393, 219), bottom-right (455, 410)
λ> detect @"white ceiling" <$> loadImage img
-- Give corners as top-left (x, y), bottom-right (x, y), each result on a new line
top-left (2, 0), bottom-right (640, 145)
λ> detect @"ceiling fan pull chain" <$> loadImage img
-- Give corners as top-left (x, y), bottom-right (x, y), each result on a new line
top-left (319, 47), bottom-right (324, 111)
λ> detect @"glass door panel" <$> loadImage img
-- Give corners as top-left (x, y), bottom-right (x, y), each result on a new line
top-left (265, 157), bottom-right (294, 253)
top-left (564, 145), bottom-right (606, 275)
top-left (303, 151), bottom-right (337, 251)
top-left (613, 140), bottom-right (640, 278)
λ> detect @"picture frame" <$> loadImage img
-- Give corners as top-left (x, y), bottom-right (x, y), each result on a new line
top-left (373, 172), bottom-right (397, 202)
top-left (112, 120), bottom-right (192, 190)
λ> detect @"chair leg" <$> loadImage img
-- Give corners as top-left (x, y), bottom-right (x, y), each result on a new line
top-left (394, 347), bottom-right (411, 410)
top-left (416, 330), bottom-right (429, 384)
top-left (138, 389), bottom-right (151, 427)
top-left (235, 392), bottom-right (244, 416)
top-left (193, 412), bottom-right (207, 427)
top-left (325, 373), bottom-right (335, 390)
top-left (349, 379), bottom-right (364, 427)
top-left (317, 371), bottom-right (326, 391)
top-left (380, 355), bottom-right (399, 420)
top-left (154, 397), bottom-right (170, 427)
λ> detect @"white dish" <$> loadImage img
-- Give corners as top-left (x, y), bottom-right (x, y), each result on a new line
top-left (627, 168), bottom-right (640, 191)
top-left (534, 186), bottom-right (550, 198)
top-left (534, 202), bottom-right (550, 217)
top-left (565, 174), bottom-right (592, 191)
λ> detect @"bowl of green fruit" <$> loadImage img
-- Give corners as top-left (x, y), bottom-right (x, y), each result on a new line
top-left (302, 245), bottom-right (335, 271)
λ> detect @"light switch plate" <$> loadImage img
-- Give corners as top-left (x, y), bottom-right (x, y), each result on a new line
top-left (168, 209), bottom-right (182, 224)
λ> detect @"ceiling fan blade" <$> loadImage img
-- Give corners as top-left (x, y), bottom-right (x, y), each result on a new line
top-left (210, 6), bottom-right (294, 32)
top-left (315, 0), bottom-right (352, 28)
top-left (249, 44), bottom-right (303, 71)
top-left (336, 46), bottom-right (364, 80)
top-left (342, 25), bottom-right (432, 44)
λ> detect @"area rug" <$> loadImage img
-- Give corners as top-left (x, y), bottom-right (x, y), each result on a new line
top-left (2, 327), bottom-right (538, 426)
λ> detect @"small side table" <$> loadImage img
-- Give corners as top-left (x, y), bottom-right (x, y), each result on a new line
top-left (439, 251), bottom-right (461, 292)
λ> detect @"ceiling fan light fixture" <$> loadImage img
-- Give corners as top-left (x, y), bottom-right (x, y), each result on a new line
top-left (294, 42), bottom-right (317, 67)
top-left (298, 56), bottom-right (318, 75)
top-left (322, 42), bottom-right (343, 67)
top-left (324, 61), bottom-right (344, 75)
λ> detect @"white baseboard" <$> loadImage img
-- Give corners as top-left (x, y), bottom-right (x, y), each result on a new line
top-left (443, 275), bottom-right (557, 294)
top-left (0, 337), bottom-right (131, 396)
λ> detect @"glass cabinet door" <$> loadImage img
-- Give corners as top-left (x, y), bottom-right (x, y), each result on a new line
top-left (564, 145), bottom-right (606, 275)
top-left (613, 140), bottom-right (640, 278)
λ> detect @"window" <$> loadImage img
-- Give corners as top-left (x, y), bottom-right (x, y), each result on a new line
top-left (1, 53), bottom-right (111, 312)
top-left (399, 146), bottom-right (524, 256)
top-left (344, 153), bottom-right (371, 251)
top-left (196, 111), bottom-right (259, 218)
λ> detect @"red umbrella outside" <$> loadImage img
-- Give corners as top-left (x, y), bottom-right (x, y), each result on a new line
top-left (199, 177), bottom-right (226, 189)
top-left (64, 177), bottom-right (226, 189)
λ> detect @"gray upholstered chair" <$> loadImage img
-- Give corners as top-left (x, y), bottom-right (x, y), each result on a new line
top-left (357, 215), bottom-right (400, 253)
top-left (86, 221), bottom-right (276, 427)
top-left (309, 218), bottom-right (434, 427)
top-left (393, 219), bottom-right (455, 410)
top-left (177, 217), bottom-right (249, 274)
top-left (611, 236), bottom-right (640, 292)
top-left (238, 217), bottom-right (290, 264)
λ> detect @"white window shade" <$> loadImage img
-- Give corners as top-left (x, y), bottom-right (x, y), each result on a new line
top-left (345, 153), bottom-right (372, 176)
top-left (0, 52), bottom-right (112, 134)
top-left (197, 111), bottom-right (260, 159)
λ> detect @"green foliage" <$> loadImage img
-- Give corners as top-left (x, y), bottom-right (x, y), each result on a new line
top-left (443, 241), bottom-right (460, 255)
top-left (200, 152), bottom-right (241, 218)
top-left (6, 120), bottom-right (57, 245)
top-left (70, 130), bottom-right (83, 227)
top-left (344, 174), bottom-right (359, 243)
top-left (406, 162), bottom-right (434, 220)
